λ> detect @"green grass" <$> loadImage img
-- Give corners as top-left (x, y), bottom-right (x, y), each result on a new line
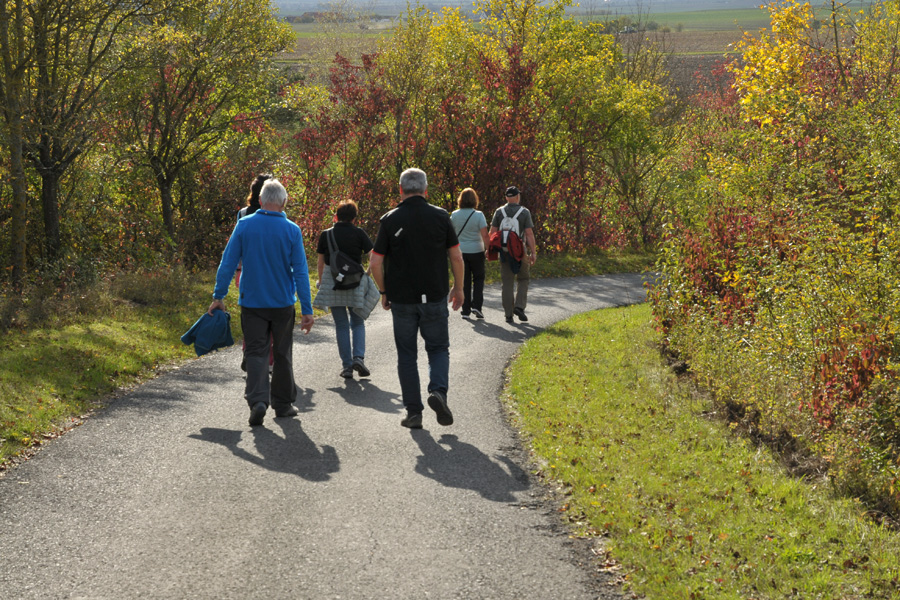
top-left (0, 271), bottom-right (216, 464)
top-left (0, 250), bottom-right (652, 470)
top-left (503, 303), bottom-right (900, 599)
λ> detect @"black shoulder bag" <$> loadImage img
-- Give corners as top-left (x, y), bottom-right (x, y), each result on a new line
top-left (326, 228), bottom-right (365, 290)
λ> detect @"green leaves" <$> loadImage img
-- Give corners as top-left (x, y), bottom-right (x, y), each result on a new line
top-left (654, 0), bottom-right (900, 516)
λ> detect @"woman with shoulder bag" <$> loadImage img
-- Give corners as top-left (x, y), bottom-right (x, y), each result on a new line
top-left (449, 188), bottom-right (489, 319)
top-left (314, 200), bottom-right (375, 379)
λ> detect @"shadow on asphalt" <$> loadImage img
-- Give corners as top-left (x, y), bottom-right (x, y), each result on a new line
top-left (410, 431), bottom-right (529, 502)
top-left (294, 384), bottom-right (316, 413)
top-left (189, 420), bottom-right (340, 481)
top-left (327, 379), bottom-right (403, 414)
top-left (466, 318), bottom-right (536, 341)
top-left (531, 274), bottom-right (651, 311)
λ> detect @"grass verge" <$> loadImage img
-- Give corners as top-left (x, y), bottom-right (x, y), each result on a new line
top-left (503, 302), bottom-right (900, 599)
top-left (0, 269), bottom-right (236, 469)
top-left (0, 250), bottom-right (653, 471)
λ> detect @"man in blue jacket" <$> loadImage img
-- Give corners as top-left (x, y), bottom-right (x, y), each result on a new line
top-left (208, 178), bottom-right (315, 427)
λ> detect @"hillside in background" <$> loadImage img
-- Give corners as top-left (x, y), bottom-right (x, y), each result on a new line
top-left (273, 0), bottom-right (767, 17)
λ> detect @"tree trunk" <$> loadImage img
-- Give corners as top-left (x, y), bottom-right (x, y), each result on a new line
top-left (8, 109), bottom-right (28, 288)
top-left (157, 171), bottom-right (176, 239)
top-left (1, 0), bottom-right (28, 287)
top-left (39, 169), bottom-right (61, 262)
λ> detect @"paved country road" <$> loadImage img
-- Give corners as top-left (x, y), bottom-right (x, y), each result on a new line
top-left (0, 274), bottom-right (648, 600)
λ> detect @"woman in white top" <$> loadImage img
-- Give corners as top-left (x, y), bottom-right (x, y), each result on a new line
top-left (449, 188), bottom-right (489, 319)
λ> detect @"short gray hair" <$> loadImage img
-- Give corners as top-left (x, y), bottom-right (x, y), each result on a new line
top-left (399, 168), bottom-right (427, 195)
top-left (259, 179), bottom-right (287, 208)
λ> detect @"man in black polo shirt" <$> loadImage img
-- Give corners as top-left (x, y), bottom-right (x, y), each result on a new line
top-left (370, 168), bottom-right (465, 429)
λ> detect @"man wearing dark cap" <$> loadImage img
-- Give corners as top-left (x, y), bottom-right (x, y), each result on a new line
top-left (489, 186), bottom-right (537, 323)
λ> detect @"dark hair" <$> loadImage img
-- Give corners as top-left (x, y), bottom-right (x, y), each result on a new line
top-left (335, 200), bottom-right (358, 223)
top-left (457, 188), bottom-right (479, 209)
top-left (245, 173), bottom-right (272, 214)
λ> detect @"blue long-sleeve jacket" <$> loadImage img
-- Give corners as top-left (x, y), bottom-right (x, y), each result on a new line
top-left (213, 209), bottom-right (313, 314)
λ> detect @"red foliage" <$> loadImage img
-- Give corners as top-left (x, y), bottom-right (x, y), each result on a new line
top-left (807, 324), bottom-right (895, 428)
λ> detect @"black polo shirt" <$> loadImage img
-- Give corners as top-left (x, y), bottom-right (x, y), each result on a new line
top-left (372, 196), bottom-right (459, 304)
top-left (316, 221), bottom-right (374, 265)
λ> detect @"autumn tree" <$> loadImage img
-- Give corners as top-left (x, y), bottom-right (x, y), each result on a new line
top-left (21, 0), bottom-right (157, 262)
top-left (0, 0), bottom-right (29, 285)
top-left (653, 0), bottom-right (900, 512)
top-left (116, 0), bottom-right (293, 239)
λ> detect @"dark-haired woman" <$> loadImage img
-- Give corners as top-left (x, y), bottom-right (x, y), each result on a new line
top-left (236, 173), bottom-right (273, 370)
top-left (449, 188), bottom-right (489, 319)
top-left (315, 200), bottom-right (375, 379)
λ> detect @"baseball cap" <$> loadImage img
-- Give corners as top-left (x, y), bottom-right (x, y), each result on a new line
top-left (505, 186), bottom-right (520, 197)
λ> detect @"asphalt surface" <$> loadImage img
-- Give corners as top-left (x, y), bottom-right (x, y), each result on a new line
top-left (0, 274), bottom-right (648, 600)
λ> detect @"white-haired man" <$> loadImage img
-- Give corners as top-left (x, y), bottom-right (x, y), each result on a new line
top-left (208, 178), bottom-right (315, 427)
top-left (370, 168), bottom-right (465, 429)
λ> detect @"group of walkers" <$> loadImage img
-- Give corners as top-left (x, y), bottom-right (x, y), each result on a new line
top-left (205, 168), bottom-right (537, 430)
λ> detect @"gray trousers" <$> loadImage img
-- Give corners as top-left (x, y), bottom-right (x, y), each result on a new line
top-left (241, 305), bottom-right (297, 410)
top-left (500, 256), bottom-right (530, 318)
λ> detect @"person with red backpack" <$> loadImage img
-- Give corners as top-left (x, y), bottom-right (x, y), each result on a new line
top-left (489, 186), bottom-right (537, 323)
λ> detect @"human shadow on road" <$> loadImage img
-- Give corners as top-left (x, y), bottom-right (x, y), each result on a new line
top-left (466, 319), bottom-right (533, 342)
top-left (189, 421), bottom-right (340, 482)
top-left (327, 379), bottom-right (403, 414)
top-left (294, 384), bottom-right (316, 414)
top-left (410, 431), bottom-right (529, 502)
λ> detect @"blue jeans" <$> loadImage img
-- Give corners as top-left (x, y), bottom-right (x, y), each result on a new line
top-left (391, 300), bottom-right (450, 414)
top-left (331, 306), bottom-right (366, 368)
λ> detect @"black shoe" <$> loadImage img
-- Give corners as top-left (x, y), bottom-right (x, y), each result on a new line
top-left (470, 308), bottom-right (484, 319)
top-left (275, 404), bottom-right (299, 418)
top-left (513, 307), bottom-right (528, 322)
top-left (461, 313), bottom-right (471, 319)
top-left (340, 365), bottom-right (354, 378)
top-left (352, 357), bottom-right (370, 377)
top-left (505, 315), bottom-right (513, 323)
top-left (427, 390), bottom-right (453, 426)
top-left (401, 412), bottom-right (423, 429)
top-left (249, 402), bottom-right (267, 426)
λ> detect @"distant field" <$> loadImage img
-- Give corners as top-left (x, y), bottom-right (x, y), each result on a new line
top-left (280, 9), bottom-right (755, 67)
top-left (288, 22), bottom-right (393, 39)
top-left (578, 8), bottom-right (770, 32)
top-left (645, 8), bottom-right (770, 31)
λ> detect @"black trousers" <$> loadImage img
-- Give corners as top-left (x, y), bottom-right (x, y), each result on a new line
top-left (241, 305), bottom-right (296, 410)
top-left (462, 252), bottom-right (486, 314)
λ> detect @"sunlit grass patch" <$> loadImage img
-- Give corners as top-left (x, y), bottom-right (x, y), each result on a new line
top-left (0, 269), bottom-right (227, 468)
top-left (504, 303), bottom-right (900, 598)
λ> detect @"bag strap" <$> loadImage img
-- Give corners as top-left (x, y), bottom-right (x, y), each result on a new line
top-left (326, 227), bottom-right (338, 258)
top-left (456, 210), bottom-right (475, 236)
top-left (502, 205), bottom-right (525, 225)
